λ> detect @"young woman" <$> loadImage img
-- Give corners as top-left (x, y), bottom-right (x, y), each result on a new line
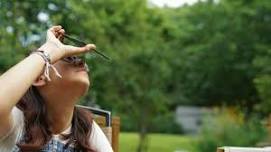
top-left (0, 26), bottom-right (113, 152)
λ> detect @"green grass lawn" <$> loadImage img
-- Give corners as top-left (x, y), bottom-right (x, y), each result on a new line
top-left (119, 132), bottom-right (197, 152)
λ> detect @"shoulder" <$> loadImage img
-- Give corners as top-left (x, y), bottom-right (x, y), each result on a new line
top-left (1, 107), bottom-right (24, 140)
top-left (0, 107), bottom-right (24, 151)
top-left (89, 121), bottom-right (114, 152)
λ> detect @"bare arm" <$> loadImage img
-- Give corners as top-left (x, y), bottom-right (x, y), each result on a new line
top-left (0, 54), bottom-right (46, 114)
top-left (0, 26), bottom-right (95, 138)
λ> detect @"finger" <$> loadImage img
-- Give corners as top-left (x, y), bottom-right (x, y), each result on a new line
top-left (55, 28), bottom-right (63, 36)
top-left (58, 29), bottom-right (65, 39)
top-left (59, 29), bottom-right (65, 35)
top-left (49, 26), bottom-right (62, 37)
top-left (63, 44), bottom-right (96, 55)
top-left (56, 29), bottom-right (65, 42)
top-left (57, 34), bottom-right (61, 40)
top-left (55, 28), bottom-right (64, 36)
top-left (59, 36), bottom-right (64, 42)
top-left (47, 29), bottom-right (58, 41)
top-left (59, 35), bottom-right (64, 42)
top-left (47, 26), bottom-right (63, 40)
top-left (49, 25), bottom-right (62, 32)
top-left (68, 44), bottom-right (96, 52)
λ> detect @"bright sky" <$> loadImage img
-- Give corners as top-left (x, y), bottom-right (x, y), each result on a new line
top-left (149, 0), bottom-right (199, 8)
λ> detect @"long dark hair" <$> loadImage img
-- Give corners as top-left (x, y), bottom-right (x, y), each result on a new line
top-left (16, 86), bottom-right (95, 152)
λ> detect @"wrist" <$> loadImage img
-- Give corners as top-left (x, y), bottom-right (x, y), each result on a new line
top-left (30, 50), bottom-right (63, 81)
top-left (38, 42), bottom-right (64, 63)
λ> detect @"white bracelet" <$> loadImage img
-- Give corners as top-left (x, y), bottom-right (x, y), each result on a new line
top-left (32, 50), bottom-right (62, 81)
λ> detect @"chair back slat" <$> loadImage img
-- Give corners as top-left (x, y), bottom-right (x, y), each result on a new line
top-left (76, 105), bottom-right (120, 152)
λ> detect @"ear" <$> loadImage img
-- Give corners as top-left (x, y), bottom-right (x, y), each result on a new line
top-left (32, 75), bottom-right (47, 87)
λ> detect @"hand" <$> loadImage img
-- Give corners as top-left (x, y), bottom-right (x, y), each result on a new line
top-left (38, 25), bottom-right (96, 63)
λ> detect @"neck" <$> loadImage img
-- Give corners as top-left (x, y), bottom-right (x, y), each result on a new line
top-left (37, 81), bottom-right (88, 134)
top-left (46, 101), bottom-right (74, 134)
top-left (41, 89), bottom-right (81, 134)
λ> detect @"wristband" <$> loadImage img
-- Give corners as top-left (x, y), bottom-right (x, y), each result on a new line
top-left (31, 50), bottom-right (62, 81)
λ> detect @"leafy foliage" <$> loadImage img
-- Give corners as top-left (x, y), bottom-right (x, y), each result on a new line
top-left (196, 109), bottom-right (267, 152)
top-left (1, 0), bottom-right (271, 145)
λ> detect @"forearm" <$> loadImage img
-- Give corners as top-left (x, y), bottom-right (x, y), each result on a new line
top-left (0, 53), bottom-right (45, 113)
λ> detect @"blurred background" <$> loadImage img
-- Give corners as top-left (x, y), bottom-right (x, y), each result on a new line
top-left (1, 0), bottom-right (271, 151)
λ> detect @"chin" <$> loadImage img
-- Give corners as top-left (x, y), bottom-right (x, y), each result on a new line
top-left (77, 75), bottom-right (90, 86)
top-left (75, 71), bottom-right (90, 84)
top-left (77, 76), bottom-right (91, 95)
top-left (63, 71), bottom-right (91, 95)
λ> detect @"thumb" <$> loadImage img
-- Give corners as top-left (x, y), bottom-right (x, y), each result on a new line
top-left (63, 44), bottom-right (96, 56)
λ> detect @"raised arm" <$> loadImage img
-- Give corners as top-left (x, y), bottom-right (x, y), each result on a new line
top-left (0, 25), bottom-right (95, 138)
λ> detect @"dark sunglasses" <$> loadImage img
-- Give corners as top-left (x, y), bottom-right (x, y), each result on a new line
top-left (62, 56), bottom-right (90, 72)
top-left (62, 34), bottom-right (111, 61)
top-left (62, 56), bottom-right (84, 65)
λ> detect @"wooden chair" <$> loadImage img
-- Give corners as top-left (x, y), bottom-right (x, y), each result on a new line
top-left (76, 105), bottom-right (120, 152)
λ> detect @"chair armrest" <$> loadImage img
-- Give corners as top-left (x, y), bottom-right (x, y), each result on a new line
top-left (76, 105), bottom-right (111, 127)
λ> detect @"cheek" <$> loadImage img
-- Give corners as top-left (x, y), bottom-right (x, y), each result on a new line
top-left (51, 62), bottom-right (90, 86)
top-left (51, 63), bottom-right (75, 81)
top-left (56, 62), bottom-right (77, 75)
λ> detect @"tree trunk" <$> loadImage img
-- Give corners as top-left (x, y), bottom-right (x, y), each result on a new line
top-left (137, 124), bottom-right (148, 152)
top-left (136, 106), bottom-right (149, 152)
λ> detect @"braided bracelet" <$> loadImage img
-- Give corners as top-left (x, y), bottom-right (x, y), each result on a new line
top-left (31, 50), bottom-right (62, 81)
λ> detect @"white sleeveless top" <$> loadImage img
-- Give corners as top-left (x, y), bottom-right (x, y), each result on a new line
top-left (0, 107), bottom-right (113, 152)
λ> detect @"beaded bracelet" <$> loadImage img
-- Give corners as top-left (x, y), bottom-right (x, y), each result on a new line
top-left (31, 50), bottom-right (62, 81)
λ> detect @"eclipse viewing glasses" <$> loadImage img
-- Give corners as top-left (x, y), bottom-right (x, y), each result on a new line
top-left (63, 34), bottom-right (111, 61)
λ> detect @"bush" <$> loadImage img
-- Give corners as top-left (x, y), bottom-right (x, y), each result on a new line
top-left (150, 112), bottom-right (183, 134)
top-left (120, 112), bottom-right (183, 134)
top-left (196, 109), bottom-right (267, 152)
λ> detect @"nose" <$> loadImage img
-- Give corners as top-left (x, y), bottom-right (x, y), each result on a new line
top-left (74, 58), bottom-right (85, 66)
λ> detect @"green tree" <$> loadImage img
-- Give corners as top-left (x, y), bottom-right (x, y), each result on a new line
top-left (161, 0), bottom-right (271, 115)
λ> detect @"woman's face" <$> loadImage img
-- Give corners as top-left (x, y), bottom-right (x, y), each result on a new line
top-left (49, 58), bottom-right (91, 95)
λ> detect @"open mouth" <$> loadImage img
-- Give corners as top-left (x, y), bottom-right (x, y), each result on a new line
top-left (76, 63), bottom-right (89, 72)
